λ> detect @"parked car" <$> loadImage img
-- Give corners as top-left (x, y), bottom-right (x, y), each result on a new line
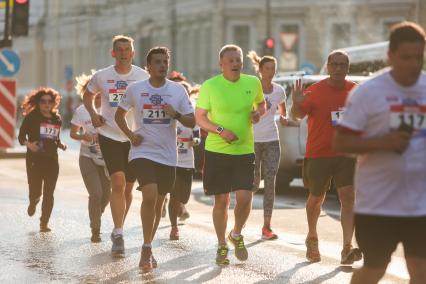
top-left (273, 73), bottom-right (370, 190)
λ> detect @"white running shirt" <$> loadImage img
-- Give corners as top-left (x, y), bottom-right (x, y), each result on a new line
top-left (119, 79), bottom-right (194, 166)
top-left (339, 70), bottom-right (426, 217)
top-left (254, 82), bottom-right (286, 142)
top-left (87, 65), bottom-right (149, 142)
top-left (71, 104), bottom-right (95, 158)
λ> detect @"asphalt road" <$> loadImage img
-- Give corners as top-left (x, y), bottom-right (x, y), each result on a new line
top-left (0, 137), bottom-right (409, 283)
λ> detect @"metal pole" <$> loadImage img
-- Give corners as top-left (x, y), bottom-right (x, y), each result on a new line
top-left (170, 0), bottom-right (177, 70)
top-left (1, 0), bottom-right (12, 47)
top-left (266, 0), bottom-right (271, 39)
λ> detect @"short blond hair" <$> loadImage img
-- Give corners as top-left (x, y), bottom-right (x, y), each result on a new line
top-left (219, 44), bottom-right (243, 59)
top-left (112, 35), bottom-right (134, 51)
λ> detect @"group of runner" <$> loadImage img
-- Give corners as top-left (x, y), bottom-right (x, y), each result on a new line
top-left (17, 21), bottom-right (426, 283)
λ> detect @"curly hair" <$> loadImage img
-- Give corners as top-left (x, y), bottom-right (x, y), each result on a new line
top-left (21, 87), bottom-right (61, 116)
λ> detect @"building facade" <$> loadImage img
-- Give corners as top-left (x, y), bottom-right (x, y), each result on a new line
top-left (12, 0), bottom-right (426, 95)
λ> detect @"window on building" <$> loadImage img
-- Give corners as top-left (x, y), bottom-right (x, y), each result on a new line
top-left (382, 19), bottom-right (403, 39)
top-left (331, 23), bottom-right (351, 49)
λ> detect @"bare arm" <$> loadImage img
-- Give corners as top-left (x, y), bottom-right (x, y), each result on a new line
top-left (278, 102), bottom-right (288, 126)
top-left (178, 113), bottom-right (196, 128)
top-left (251, 101), bottom-right (266, 124)
top-left (115, 107), bottom-right (142, 146)
top-left (333, 128), bottom-right (411, 155)
top-left (83, 89), bottom-right (104, 127)
top-left (195, 107), bottom-right (237, 144)
top-left (70, 124), bottom-right (94, 143)
top-left (163, 104), bottom-right (195, 128)
top-left (289, 79), bottom-right (309, 120)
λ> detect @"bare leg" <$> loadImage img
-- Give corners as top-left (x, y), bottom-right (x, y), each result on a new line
top-left (109, 172), bottom-right (126, 230)
top-left (233, 190), bottom-right (253, 235)
top-left (123, 182), bottom-right (134, 223)
top-left (213, 193), bottom-right (230, 245)
top-left (140, 184), bottom-right (157, 244)
top-left (306, 192), bottom-right (326, 239)
top-left (338, 186), bottom-right (355, 246)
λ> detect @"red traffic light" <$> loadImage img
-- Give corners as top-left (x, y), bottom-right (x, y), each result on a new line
top-left (16, 0), bottom-right (28, 4)
top-left (265, 38), bottom-right (274, 49)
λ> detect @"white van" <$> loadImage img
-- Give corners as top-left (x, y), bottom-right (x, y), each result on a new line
top-left (272, 73), bottom-right (369, 190)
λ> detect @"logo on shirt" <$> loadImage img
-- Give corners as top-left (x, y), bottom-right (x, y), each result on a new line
top-left (149, 94), bottom-right (164, 105)
top-left (107, 79), bottom-right (115, 83)
top-left (177, 126), bottom-right (182, 135)
top-left (115, 80), bottom-right (128, 90)
top-left (246, 90), bottom-right (252, 95)
top-left (141, 93), bottom-right (149, 97)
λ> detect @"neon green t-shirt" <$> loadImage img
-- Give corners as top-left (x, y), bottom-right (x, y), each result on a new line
top-left (197, 74), bottom-right (264, 155)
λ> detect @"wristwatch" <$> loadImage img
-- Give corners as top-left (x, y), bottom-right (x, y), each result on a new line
top-left (216, 126), bottom-right (224, 135)
top-left (173, 112), bottom-right (181, 119)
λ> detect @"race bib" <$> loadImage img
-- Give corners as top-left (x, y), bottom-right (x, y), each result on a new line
top-left (177, 137), bottom-right (191, 154)
top-left (40, 123), bottom-right (60, 139)
top-left (389, 104), bottom-right (426, 136)
top-left (108, 89), bottom-right (125, 107)
top-left (143, 104), bottom-right (171, 124)
top-left (331, 108), bottom-right (345, 126)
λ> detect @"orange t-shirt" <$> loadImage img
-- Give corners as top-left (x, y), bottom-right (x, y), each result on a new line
top-left (301, 79), bottom-right (356, 158)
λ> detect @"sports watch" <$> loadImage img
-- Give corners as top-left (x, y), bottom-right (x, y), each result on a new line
top-left (173, 112), bottom-right (181, 119)
top-left (216, 126), bottom-right (224, 135)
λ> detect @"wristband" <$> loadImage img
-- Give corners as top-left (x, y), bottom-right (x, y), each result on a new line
top-left (174, 112), bottom-right (181, 119)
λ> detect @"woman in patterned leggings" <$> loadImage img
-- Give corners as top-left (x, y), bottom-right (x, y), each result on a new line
top-left (247, 51), bottom-right (287, 240)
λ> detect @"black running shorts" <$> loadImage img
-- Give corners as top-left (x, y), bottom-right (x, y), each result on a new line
top-left (203, 150), bottom-right (255, 195)
top-left (170, 167), bottom-right (193, 204)
top-left (98, 134), bottom-right (135, 182)
top-left (355, 214), bottom-right (426, 268)
top-left (129, 158), bottom-right (175, 196)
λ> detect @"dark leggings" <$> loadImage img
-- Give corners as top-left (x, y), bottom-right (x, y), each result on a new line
top-left (26, 154), bottom-right (59, 224)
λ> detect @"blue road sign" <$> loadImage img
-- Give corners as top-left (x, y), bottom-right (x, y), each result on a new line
top-left (0, 49), bottom-right (21, 77)
top-left (299, 63), bottom-right (317, 75)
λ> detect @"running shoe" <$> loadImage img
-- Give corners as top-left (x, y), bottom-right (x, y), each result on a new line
top-left (139, 246), bottom-right (153, 270)
top-left (170, 225), bottom-right (179, 240)
top-left (215, 245), bottom-right (230, 266)
top-left (305, 237), bottom-right (321, 262)
top-left (341, 244), bottom-right (363, 265)
top-left (227, 231), bottom-right (248, 261)
top-left (262, 227), bottom-right (278, 240)
top-left (40, 222), bottom-right (51, 232)
top-left (110, 233), bottom-right (125, 257)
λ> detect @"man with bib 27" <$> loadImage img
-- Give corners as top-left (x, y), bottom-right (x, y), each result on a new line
top-left (196, 44), bottom-right (265, 265)
top-left (290, 50), bottom-right (362, 265)
top-left (83, 35), bottom-right (148, 257)
top-left (334, 22), bottom-right (426, 284)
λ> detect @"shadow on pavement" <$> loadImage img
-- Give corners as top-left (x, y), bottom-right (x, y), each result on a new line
top-left (306, 265), bottom-right (354, 283)
top-left (254, 261), bottom-right (312, 283)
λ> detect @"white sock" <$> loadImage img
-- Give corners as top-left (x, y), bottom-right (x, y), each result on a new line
top-left (231, 231), bottom-right (241, 239)
top-left (112, 228), bottom-right (123, 236)
top-left (143, 243), bottom-right (152, 248)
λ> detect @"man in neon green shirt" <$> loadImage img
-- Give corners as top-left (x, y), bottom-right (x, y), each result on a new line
top-left (195, 44), bottom-right (265, 265)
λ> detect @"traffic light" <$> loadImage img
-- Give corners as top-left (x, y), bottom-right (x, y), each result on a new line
top-left (264, 37), bottom-right (274, 55)
top-left (12, 0), bottom-right (30, 37)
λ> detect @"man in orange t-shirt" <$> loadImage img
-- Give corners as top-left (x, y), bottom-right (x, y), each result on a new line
top-left (290, 50), bottom-right (362, 265)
